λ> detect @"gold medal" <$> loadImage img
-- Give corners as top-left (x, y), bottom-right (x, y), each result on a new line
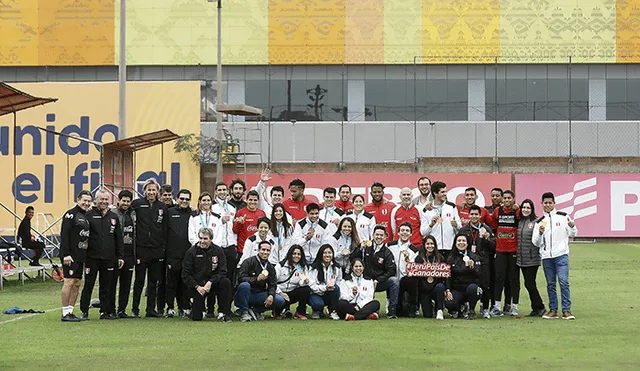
top-left (299, 274), bottom-right (307, 282)
top-left (261, 269), bottom-right (269, 277)
top-left (366, 240), bottom-right (372, 247)
top-left (427, 277), bottom-right (434, 283)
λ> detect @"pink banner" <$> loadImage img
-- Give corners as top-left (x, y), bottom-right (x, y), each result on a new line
top-left (515, 174), bottom-right (640, 237)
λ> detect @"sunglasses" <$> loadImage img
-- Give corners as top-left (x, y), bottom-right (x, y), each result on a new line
top-left (179, 197), bottom-right (191, 201)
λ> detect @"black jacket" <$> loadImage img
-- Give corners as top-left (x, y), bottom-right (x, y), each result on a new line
top-left (113, 207), bottom-right (136, 259)
top-left (60, 205), bottom-right (90, 262)
top-left (459, 223), bottom-right (496, 261)
top-left (228, 199), bottom-right (247, 211)
top-left (446, 250), bottom-right (481, 292)
top-left (414, 253), bottom-right (446, 292)
top-left (17, 218), bottom-right (34, 248)
top-left (181, 243), bottom-right (227, 289)
top-left (86, 207), bottom-right (124, 261)
top-left (165, 206), bottom-right (194, 262)
top-left (238, 255), bottom-right (278, 296)
top-left (130, 198), bottom-right (168, 261)
top-left (350, 243), bottom-right (396, 282)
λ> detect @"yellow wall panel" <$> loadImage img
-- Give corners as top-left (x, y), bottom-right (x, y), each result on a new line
top-left (617, 0), bottom-right (640, 62)
top-left (422, 0), bottom-right (500, 64)
top-left (384, 0), bottom-right (422, 64)
top-left (345, 0), bottom-right (384, 64)
top-left (500, 0), bottom-right (616, 64)
top-left (269, 0), bottom-right (345, 64)
top-left (0, 0), bottom-right (39, 66)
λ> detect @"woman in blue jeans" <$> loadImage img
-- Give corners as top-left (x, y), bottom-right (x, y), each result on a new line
top-left (309, 244), bottom-right (342, 320)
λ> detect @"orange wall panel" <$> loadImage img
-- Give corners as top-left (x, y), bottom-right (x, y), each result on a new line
top-left (0, 0), bottom-right (39, 66)
top-left (617, 0), bottom-right (640, 62)
top-left (345, 0), bottom-right (384, 64)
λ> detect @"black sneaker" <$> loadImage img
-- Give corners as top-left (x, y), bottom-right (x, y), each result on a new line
top-left (79, 312), bottom-right (90, 321)
top-left (118, 311), bottom-right (130, 319)
top-left (105, 313), bottom-right (118, 320)
top-left (223, 314), bottom-right (233, 323)
top-left (467, 311), bottom-right (476, 320)
top-left (531, 308), bottom-right (546, 317)
top-left (131, 311), bottom-right (140, 318)
top-left (205, 312), bottom-right (215, 319)
top-left (145, 311), bottom-right (162, 318)
top-left (387, 310), bottom-right (398, 319)
top-left (503, 303), bottom-right (511, 313)
top-left (61, 313), bottom-right (81, 322)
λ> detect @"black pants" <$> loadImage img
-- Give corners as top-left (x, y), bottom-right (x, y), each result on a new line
top-left (189, 278), bottom-right (232, 321)
top-left (336, 300), bottom-right (380, 320)
top-left (80, 258), bottom-right (116, 314)
top-left (493, 252), bottom-right (520, 305)
top-left (521, 266), bottom-right (545, 311)
top-left (115, 257), bottom-right (135, 313)
top-left (156, 258), bottom-right (166, 313)
top-left (478, 256), bottom-right (492, 309)
top-left (223, 246), bottom-right (238, 284)
top-left (132, 258), bottom-right (163, 315)
top-left (417, 282), bottom-right (446, 318)
top-left (24, 241), bottom-right (44, 262)
top-left (165, 259), bottom-right (189, 311)
top-left (445, 284), bottom-right (480, 313)
top-left (282, 286), bottom-right (311, 315)
top-left (397, 277), bottom-right (415, 317)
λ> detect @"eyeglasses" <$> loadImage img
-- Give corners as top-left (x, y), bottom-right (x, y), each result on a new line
top-left (179, 197), bottom-right (191, 201)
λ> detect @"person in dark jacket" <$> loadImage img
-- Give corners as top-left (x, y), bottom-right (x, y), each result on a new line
top-left (445, 233), bottom-right (481, 320)
top-left (182, 227), bottom-right (232, 322)
top-left (80, 190), bottom-right (124, 320)
top-left (60, 190), bottom-right (92, 322)
top-left (349, 225), bottom-right (398, 318)
top-left (517, 199), bottom-right (545, 317)
top-left (112, 190), bottom-right (136, 318)
top-left (165, 189), bottom-right (194, 318)
top-left (235, 241), bottom-right (285, 322)
top-left (17, 206), bottom-right (44, 266)
top-left (459, 205), bottom-right (496, 319)
top-left (156, 184), bottom-right (176, 315)
top-left (131, 178), bottom-right (168, 318)
top-left (407, 235), bottom-right (447, 320)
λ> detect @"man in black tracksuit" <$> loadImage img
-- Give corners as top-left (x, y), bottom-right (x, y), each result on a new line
top-left (112, 190), bottom-right (136, 318)
top-left (131, 179), bottom-right (168, 318)
top-left (350, 225), bottom-right (398, 318)
top-left (182, 227), bottom-right (232, 322)
top-left (165, 189), bottom-right (194, 317)
top-left (156, 184), bottom-right (176, 315)
top-left (80, 190), bottom-right (124, 320)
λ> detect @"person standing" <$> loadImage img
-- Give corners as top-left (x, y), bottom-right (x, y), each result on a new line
top-left (156, 184), bottom-right (176, 314)
top-left (182, 227), bottom-right (232, 322)
top-left (17, 206), bottom-right (44, 266)
top-left (517, 199), bottom-right (546, 317)
top-left (335, 184), bottom-right (354, 213)
top-left (283, 178), bottom-right (311, 224)
top-left (412, 176), bottom-right (433, 210)
top-left (60, 191), bottom-right (92, 322)
top-left (211, 182), bottom-right (238, 283)
top-left (532, 192), bottom-right (577, 320)
top-left (270, 204), bottom-right (294, 261)
top-left (345, 195), bottom-right (376, 242)
top-left (390, 188), bottom-right (423, 247)
top-left (319, 187), bottom-right (345, 234)
top-left (164, 189), bottom-right (194, 318)
top-left (364, 182), bottom-right (396, 241)
top-left (233, 191), bottom-right (267, 262)
top-left (80, 190), bottom-right (124, 320)
top-left (326, 217), bottom-right (361, 275)
top-left (292, 203), bottom-right (331, 263)
top-left (485, 188), bottom-right (503, 214)
top-left (238, 217), bottom-right (277, 266)
top-left (229, 179), bottom-right (248, 211)
top-left (131, 178), bottom-right (168, 318)
top-left (458, 187), bottom-right (490, 227)
top-left (253, 167), bottom-right (286, 216)
top-left (387, 222), bottom-right (418, 317)
top-left (420, 181), bottom-right (460, 259)
top-left (112, 190), bottom-right (136, 318)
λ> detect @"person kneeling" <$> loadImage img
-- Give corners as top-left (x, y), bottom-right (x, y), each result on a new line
top-left (182, 228), bottom-right (232, 322)
top-left (444, 233), bottom-right (482, 320)
top-left (337, 259), bottom-right (380, 320)
top-left (275, 245), bottom-right (312, 320)
top-left (235, 241), bottom-right (285, 322)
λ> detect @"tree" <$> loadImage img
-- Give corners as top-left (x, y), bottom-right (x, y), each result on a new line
top-left (173, 133), bottom-right (219, 165)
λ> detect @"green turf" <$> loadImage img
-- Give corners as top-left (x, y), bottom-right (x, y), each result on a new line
top-left (1, 243), bottom-right (640, 370)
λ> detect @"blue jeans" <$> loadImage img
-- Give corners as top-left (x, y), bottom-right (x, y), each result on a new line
top-left (542, 255), bottom-right (571, 312)
top-left (375, 277), bottom-right (400, 310)
top-left (234, 282), bottom-right (285, 314)
top-left (309, 286), bottom-right (341, 312)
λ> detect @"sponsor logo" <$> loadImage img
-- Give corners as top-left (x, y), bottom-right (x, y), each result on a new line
top-left (555, 177), bottom-right (598, 220)
top-left (65, 213), bottom-right (74, 219)
top-left (79, 229), bottom-right (90, 237)
top-left (498, 232), bottom-right (515, 239)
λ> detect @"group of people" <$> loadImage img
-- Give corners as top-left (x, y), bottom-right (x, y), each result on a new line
top-left (57, 169), bottom-right (577, 323)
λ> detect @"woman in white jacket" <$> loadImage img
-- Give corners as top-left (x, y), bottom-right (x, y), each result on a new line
top-left (188, 192), bottom-right (220, 246)
top-left (309, 244), bottom-right (342, 320)
top-left (326, 217), bottom-right (361, 275)
top-left (270, 203), bottom-right (294, 262)
top-left (345, 195), bottom-right (376, 242)
top-left (337, 258), bottom-right (380, 320)
top-left (238, 217), bottom-right (277, 267)
top-left (274, 245), bottom-right (311, 320)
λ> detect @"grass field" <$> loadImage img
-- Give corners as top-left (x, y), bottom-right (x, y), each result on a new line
top-left (1, 243), bottom-right (640, 370)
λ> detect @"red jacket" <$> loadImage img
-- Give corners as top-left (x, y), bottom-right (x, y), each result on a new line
top-left (334, 199), bottom-right (354, 213)
top-left (233, 207), bottom-right (266, 253)
top-left (283, 197), bottom-right (311, 224)
top-left (487, 207), bottom-right (520, 253)
top-left (458, 204), bottom-right (490, 227)
top-left (390, 204), bottom-right (422, 247)
top-left (364, 199), bottom-right (396, 241)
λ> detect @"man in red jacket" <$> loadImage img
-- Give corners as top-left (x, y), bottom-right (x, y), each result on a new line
top-left (233, 191), bottom-right (266, 256)
top-left (364, 182), bottom-right (396, 241)
top-left (390, 188), bottom-right (422, 246)
top-left (283, 178), bottom-right (310, 224)
top-left (335, 184), bottom-right (354, 213)
top-left (458, 187), bottom-right (490, 226)
top-left (487, 189), bottom-right (521, 317)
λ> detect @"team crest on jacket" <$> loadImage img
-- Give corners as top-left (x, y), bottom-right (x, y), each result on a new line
top-left (111, 218), bottom-right (116, 225)
top-left (158, 209), bottom-right (163, 216)
top-left (528, 223), bottom-right (533, 228)
top-left (556, 222), bottom-right (561, 227)
top-left (212, 256), bottom-right (218, 263)
top-left (381, 209), bottom-right (388, 215)
top-left (377, 257), bottom-right (384, 264)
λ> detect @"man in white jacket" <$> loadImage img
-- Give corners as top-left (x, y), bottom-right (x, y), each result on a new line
top-left (292, 203), bottom-right (331, 263)
top-left (420, 181), bottom-right (460, 258)
top-left (532, 192), bottom-right (577, 321)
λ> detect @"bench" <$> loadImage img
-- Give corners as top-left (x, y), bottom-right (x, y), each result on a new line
top-left (1, 254), bottom-right (46, 290)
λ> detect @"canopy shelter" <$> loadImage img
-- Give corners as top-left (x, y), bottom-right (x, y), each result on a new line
top-left (0, 82), bottom-right (57, 116)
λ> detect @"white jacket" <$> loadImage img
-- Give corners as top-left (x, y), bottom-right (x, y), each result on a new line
top-left (309, 263), bottom-right (342, 295)
top-left (344, 210), bottom-right (376, 242)
top-left (211, 199), bottom-right (237, 248)
top-left (319, 207), bottom-right (344, 235)
top-left (292, 218), bottom-right (331, 263)
top-left (339, 275), bottom-right (375, 309)
top-left (188, 212), bottom-right (221, 246)
top-left (326, 231), bottom-right (356, 273)
top-left (275, 263), bottom-right (310, 294)
top-left (420, 201), bottom-right (460, 251)
top-left (238, 233), bottom-right (277, 267)
top-left (253, 180), bottom-right (294, 225)
top-left (387, 240), bottom-right (418, 280)
top-left (532, 209), bottom-right (578, 260)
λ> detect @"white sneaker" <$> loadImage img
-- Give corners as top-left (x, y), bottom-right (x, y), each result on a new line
top-left (217, 313), bottom-right (225, 320)
top-left (511, 307), bottom-right (519, 317)
top-left (481, 309), bottom-right (491, 319)
top-left (311, 310), bottom-right (322, 319)
top-left (330, 311), bottom-right (340, 320)
top-left (436, 309), bottom-right (444, 320)
top-left (165, 309), bottom-right (175, 318)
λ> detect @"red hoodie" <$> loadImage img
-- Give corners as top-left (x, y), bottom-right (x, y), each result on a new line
top-left (283, 196), bottom-right (311, 224)
top-left (458, 204), bottom-right (490, 227)
top-left (233, 207), bottom-right (266, 253)
top-left (334, 199), bottom-right (354, 213)
top-left (365, 199), bottom-right (396, 241)
top-left (487, 207), bottom-right (520, 253)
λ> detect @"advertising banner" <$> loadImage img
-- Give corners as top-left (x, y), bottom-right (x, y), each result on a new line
top-left (515, 174), bottom-right (640, 237)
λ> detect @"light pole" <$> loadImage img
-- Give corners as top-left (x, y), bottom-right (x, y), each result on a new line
top-left (210, 0), bottom-right (224, 183)
top-left (119, 0), bottom-right (126, 138)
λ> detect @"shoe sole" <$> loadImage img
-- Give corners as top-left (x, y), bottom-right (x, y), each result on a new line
top-left (542, 316), bottom-right (559, 319)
